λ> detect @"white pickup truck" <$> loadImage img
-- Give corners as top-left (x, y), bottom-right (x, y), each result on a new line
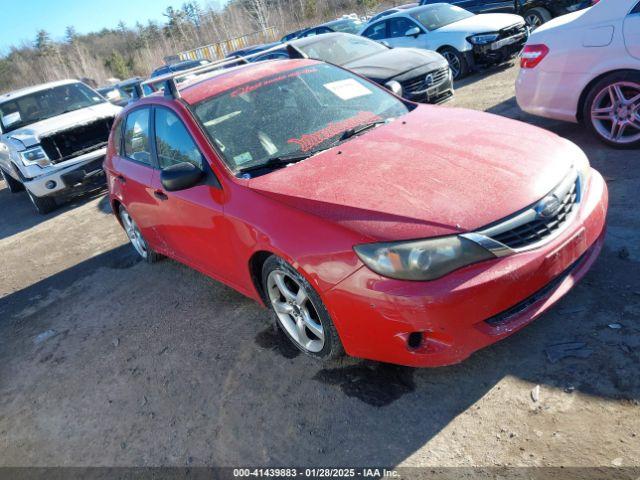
top-left (0, 80), bottom-right (122, 213)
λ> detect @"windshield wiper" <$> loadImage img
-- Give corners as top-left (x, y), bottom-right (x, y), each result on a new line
top-left (237, 152), bottom-right (312, 176)
top-left (339, 120), bottom-right (387, 141)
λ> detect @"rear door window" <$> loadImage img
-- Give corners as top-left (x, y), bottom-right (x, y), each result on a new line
top-left (154, 108), bottom-right (204, 169)
top-left (123, 108), bottom-right (152, 165)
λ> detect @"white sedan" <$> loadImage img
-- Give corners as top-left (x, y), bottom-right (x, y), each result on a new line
top-left (360, 3), bottom-right (528, 79)
top-left (516, 0), bottom-right (640, 148)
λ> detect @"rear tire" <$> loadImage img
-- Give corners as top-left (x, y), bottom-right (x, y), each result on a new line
top-left (27, 189), bottom-right (56, 214)
top-left (583, 71), bottom-right (640, 149)
top-left (261, 255), bottom-right (344, 361)
top-left (439, 47), bottom-right (468, 81)
top-left (524, 8), bottom-right (552, 29)
top-left (118, 205), bottom-right (163, 263)
top-left (0, 167), bottom-right (25, 193)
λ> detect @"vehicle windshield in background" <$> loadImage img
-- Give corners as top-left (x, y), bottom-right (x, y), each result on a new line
top-left (411, 4), bottom-right (474, 31)
top-left (193, 63), bottom-right (409, 173)
top-left (299, 35), bottom-right (388, 65)
top-left (98, 86), bottom-right (131, 103)
top-left (329, 19), bottom-right (364, 34)
top-left (0, 83), bottom-right (105, 134)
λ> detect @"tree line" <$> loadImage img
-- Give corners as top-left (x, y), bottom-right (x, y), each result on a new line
top-left (0, 0), bottom-right (386, 93)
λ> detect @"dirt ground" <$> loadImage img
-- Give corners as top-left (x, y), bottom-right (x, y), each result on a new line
top-left (1, 64), bottom-right (639, 469)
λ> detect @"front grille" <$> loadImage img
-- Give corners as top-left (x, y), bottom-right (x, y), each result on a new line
top-left (400, 66), bottom-right (449, 94)
top-left (41, 117), bottom-right (114, 164)
top-left (492, 179), bottom-right (579, 249)
top-left (499, 23), bottom-right (528, 40)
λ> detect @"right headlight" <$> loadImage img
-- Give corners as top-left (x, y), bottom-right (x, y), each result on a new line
top-left (19, 146), bottom-right (51, 167)
top-left (354, 235), bottom-right (496, 281)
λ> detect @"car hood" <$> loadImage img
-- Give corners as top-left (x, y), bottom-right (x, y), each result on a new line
top-left (5, 102), bottom-right (121, 149)
top-left (248, 106), bottom-right (577, 241)
top-left (343, 48), bottom-right (446, 81)
top-left (437, 13), bottom-right (525, 34)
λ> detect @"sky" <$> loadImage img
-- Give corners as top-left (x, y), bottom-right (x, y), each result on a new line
top-left (0, 0), bottom-right (221, 53)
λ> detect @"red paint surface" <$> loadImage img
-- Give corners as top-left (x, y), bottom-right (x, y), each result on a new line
top-left (105, 60), bottom-right (609, 367)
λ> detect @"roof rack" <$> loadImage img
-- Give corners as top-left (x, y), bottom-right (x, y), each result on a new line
top-left (138, 43), bottom-right (307, 100)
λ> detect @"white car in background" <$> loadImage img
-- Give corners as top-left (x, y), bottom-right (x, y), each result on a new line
top-left (516, 0), bottom-right (640, 148)
top-left (360, 3), bottom-right (528, 79)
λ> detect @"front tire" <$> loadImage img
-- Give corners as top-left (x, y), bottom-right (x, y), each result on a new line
top-left (524, 8), bottom-right (552, 29)
top-left (439, 47), bottom-right (468, 81)
top-left (262, 255), bottom-right (344, 361)
top-left (27, 189), bottom-right (56, 214)
top-left (119, 205), bottom-right (162, 263)
top-left (1, 167), bottom-right (25, 193)
top-left (583, 71), bottom-right (640, 149)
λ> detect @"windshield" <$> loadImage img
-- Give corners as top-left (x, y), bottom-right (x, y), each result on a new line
top-left (411, 4), bottom-right (474, 31)
top-left (193, 63), bottom-right (410, 173)
top-left (98, 86), bottom-right (131, 103)
top-left (299, 35), bottom-right (387, 65)
top-left (329, 19), bottom-right (364, 34)
top-left (0, 83), bottom-right (105, 133)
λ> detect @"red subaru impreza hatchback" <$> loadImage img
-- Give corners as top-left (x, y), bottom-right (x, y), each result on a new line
top-left (105, 59), bottom-right (608, 367)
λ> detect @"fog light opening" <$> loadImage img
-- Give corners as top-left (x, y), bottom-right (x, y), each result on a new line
top-left (45, 180), bottom-right (57, 190)
top-left (407, 332), bottom-right (423, 350)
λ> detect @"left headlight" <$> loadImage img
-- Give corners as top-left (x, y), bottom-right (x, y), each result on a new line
top-left (354, 236), bottom-right (496, 281)
top-left (19, 146), bottom-right (51, 167)
top-left (467, 33), bottom-right (500, 45)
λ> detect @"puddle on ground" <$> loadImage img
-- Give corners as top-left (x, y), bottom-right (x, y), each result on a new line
top-left (255, 327), bottom-right (300, 359)
top-left (313, 362), bottom-right (415, 407)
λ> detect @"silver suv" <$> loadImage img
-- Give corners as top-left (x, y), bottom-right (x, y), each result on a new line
top-left (0, 80), bottom-right (121, 213)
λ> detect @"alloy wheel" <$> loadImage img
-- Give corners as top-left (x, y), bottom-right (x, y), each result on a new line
top-left (442, 51), bottom-right (461, 80)
top-left (590, 81), bottom-right (640, 145)
top-left (266, 269), bottom-right (325, 353)
top-left (525, 13), bottom-right (542, 29)
top-left (120, 209), bottom-right (148, 259)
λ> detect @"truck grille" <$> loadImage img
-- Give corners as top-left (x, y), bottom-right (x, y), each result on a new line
top-left (400, 66), bottom-right (449, 94)
top-left (492, 179), bottom-right (579, 249)
top-left (41, 117), bottom-right (114, 164)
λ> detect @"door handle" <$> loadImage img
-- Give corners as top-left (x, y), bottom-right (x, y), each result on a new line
top-left (116, 174), bottom-right (126, 184)
top-left (154, 190), bottom-right (169, 201)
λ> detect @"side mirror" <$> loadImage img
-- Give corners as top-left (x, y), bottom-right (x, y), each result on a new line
top-left (405, 27), bottom-right (422, 38)
top-left (160, 162), bottom-right (204, 192)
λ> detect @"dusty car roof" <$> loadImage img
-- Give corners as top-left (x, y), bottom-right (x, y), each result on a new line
top-left (179, 58), bottom-right (321, 105)
top-left (1, 79), bottom-right (81, 102)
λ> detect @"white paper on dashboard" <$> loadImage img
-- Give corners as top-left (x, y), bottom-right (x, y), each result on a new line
top-left (323, 79), bottom-right (372, 101)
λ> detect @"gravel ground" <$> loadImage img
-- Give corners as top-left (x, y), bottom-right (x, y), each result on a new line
top-left (0, 64), bottom-right (638, 468)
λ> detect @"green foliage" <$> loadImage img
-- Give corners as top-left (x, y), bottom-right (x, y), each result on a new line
top-left (104, 51), bottom-right (130, 79)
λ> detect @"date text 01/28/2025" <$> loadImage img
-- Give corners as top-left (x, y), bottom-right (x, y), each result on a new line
top-left (233, 468), bottom-right (399, 477)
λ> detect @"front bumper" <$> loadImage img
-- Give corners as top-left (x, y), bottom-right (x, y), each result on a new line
top-left (324, 169), bottom-right (608, 367)
top-left (23, 148), bottom-right (107, 198)
top-left (470, 31), bottom-right (528, 67)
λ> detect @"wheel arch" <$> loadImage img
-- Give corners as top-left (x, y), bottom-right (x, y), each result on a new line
top-left (248, 250), bottom-right (276, 306)
top-left (577, 69), bottom-right (639, 123)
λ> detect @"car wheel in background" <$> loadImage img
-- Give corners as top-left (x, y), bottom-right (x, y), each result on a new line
top-left (119, 205), bottom-right (162, 263)
top-left (584, 71), bottom-right (640, 149)
top-left (0, 167), bottom-right (25, 193)
top-left (26, 189), bottom-right (56, 214)
top-left (262, 255), bottom-right (344, 361)
top-left (524, 8), bottom-right (551, 29)
top-left (439, 47), bottom-right (468, 81)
